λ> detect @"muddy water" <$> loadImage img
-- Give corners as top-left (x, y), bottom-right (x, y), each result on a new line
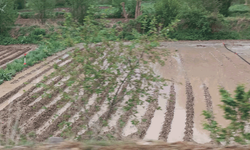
top-left (157, 41), bottom-right (250, 143)
top-left (144, 85), bottom-right (170, 141)
top-left (143, 63), bottom-right (171, 141)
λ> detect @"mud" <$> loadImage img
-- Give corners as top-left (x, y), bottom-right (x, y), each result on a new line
top-left (183, 81), bottom-right (195, 142)
top-left (0, 41), bottom-right (250, 144)
top-left (81, 82), bottom-right (129, 139)
top-left (158, 83), bottom-right (176, 141)
top-left (133, 91), bottom-right (159, 139)
top-left (203, 84), bottom-right (214, 121)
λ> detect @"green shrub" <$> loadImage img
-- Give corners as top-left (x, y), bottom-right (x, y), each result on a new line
top-left (203, 85), bottom-right (250, 145)
top-left (154, 0), bottom-right (180, 27)
top-left (55, 0), bottom-right (67, 7)
top-left (26, 0), bottom-right (56, 24)
top-left (15, 0), bottom-right (26, 9)
top-left (218, 0), bottom-right (233, 16)
top-left (0, 0), bottom-right (18, 34)
top-left (170, 7), bottom-right (238, 40)
top-left (141, 2), bottom-right (155, 15)
top-left (20, 12), bottom-right (35, 19)
top-left (229, 4), bottom-right (250, 16)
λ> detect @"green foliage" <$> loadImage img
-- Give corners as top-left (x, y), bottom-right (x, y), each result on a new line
top-left (111, 0), bottom-right (141, 18)
top-left (0, 0), bottom-right (18, 34)
top-left (154, 0), bottom-right (180, 27)
top-left (68, 0), bottom-right (96, 24)
top-left (15, 0), bottom-right (25, 9)
top-left (55, 0), bottom-right (68, 7)
top-left (229, 4), bottom-right (250, 13)
top-left (203, 85), bottom-right (250, 145)
top-left (219, 0), bottom-right (233, 17)
top-left (170, 7), bottom-right (239, 40)
top-left (0, 26), bottom-right (47, 45)
top-left (19, 11), bottom-right (65, 19)
top-left (19, 12), bottom-right (35, 19)
top-left (0, 38), bottom-right (66, 84)
top-left (229, 4), bottom-right (250, 16)
top-left (141, 2), bottom-right (155, 15)
top-left (26, 0), bottom-right (56, 24)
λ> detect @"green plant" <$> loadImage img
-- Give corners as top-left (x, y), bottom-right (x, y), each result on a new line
top-left (154, 0), bottom-right (180, 27)
top-left (19, 12), bottom-right (35, 19)
top-left (26, 0), bottom-right (56, 24)
top-left (68, 0), bottom-right (96, 24)
top-left (219, 0), bottom-right (233, 16)
top-left (0, 0), bottom-right (18, 34)
top-left (203, 85), bottom-right (250, 145)
top-left (15, 0), bottom-right (26, 9)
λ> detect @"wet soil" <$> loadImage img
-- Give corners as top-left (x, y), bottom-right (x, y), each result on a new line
top-left (0, 41), bottom-right (250, 145)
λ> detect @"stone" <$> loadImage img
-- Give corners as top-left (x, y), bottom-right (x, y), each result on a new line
top-left (48, 137), bottom-right (64, 144)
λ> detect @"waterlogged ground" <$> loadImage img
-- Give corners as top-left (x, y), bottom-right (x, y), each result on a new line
top-left (0, 40), bottom-right (250, 144)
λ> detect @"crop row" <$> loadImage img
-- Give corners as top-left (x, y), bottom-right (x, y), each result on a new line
top-left (0, 41), bottom-right (72, 85)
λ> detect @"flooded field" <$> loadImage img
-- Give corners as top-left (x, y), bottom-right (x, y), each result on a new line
top-left (0, 41), bottom-right (250, 143)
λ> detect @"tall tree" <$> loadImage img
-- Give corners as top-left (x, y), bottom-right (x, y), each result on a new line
top-left (26, 0), bottom-right (56, 24)
top-left (0, 0), bottom-right (17, 34)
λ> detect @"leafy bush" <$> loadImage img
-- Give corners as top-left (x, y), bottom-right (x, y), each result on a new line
top-left (15, 0), bottom-right (26, 9)
top-left (203, 85), bottom-right (250, 145)
top-left (110, 0), bottom-right (137, 18)
top-left (0, 0), bottom-right (18, 34)
top-left (55, 0), bottom-right (68, 7)
top-left (229, 4), bottom-right (250, 16)
top-left (154, 0), bottom-right (180, 27)
top-left (170, 6), bottom-right (239, 40)
top-left (68, 0), bottom-right (95, 24)
top-left (20, 12), bottom-right (35, 19)
top-left (141, 2), bottom-right (155, 15)
top-left (26, 0), bottom-right (56, 24)
top-left (219, 0), bottom-right (233, 17)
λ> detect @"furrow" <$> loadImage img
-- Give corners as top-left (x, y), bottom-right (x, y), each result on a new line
top-left (0, 74), bottom-right (64, 139)
top-left (0, 50), bottom-right (16, 60)
top-left (36, 90), bottom-right (85, 141)
top-left (127, 89), bottom-right (159, 140)
top-left (0, 47), bottom-right (31, 66)
top-left (53, 108), bottom-right (85, 137)
top-left (19, 75), bottom-right (71, 126)
top-left (203, 84), bottom-right (214, 122)
top-left (183, 81), bottom-right (195, 142)
top-left (80, 82), bottom-right (129, 140)
top-left (20, 85), bottom-right (71, 133)
top-left (0, 57), bottom-right (72, 110)
top-left (71, 90), bottom-right (111, 137)
top-left (0, 54), bottom-right (72, 106)
top-left (158, 83), bottom-right (176, 141)
top-left (0, 50), bottom-right (10, 56)
top-left (4, 64), bottom-right (77, 141)
top-left (10, 52), bottom-right (71, 84)
top-left (27, 80), bottom-right (82, 135)
top-left (1, 77), bottom-right (69, 137)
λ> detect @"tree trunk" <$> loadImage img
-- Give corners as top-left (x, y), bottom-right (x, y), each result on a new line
top-left (121, 2), bottom-right (128, 21)
top-left (135, 0), bottom-right (142, 19)
top-left (245, 0), bottom-right (248, 5)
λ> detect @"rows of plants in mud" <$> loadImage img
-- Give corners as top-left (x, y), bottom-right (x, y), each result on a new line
top-left (0, 14), bottom-right (172, 145)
